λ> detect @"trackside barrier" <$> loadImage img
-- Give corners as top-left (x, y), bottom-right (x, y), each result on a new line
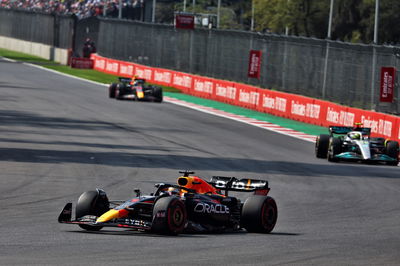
top-left (91, 54), bottom-right (400, 142)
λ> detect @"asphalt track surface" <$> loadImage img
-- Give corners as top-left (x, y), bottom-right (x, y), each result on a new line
top-left (1, 58), bottom-right (399, 266)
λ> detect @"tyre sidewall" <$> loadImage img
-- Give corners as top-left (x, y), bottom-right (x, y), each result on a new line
top-left (75, 190), bottom-right (109, 231)
top-left (315, 134), bottom-right (329, 158)
top-left (152, 196), bottom-right (187, 235)
top-left (109, 83), bottom-right (117, 98)
top-left (386, 141), bottom-right (399, 165)
top-left (328, 137), bottom-right (341, 162)
top-left (241, 196), bottom-right (277, 233)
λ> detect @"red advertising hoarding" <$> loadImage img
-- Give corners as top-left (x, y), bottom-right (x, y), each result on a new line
top-left (70, 57), bottom-right (94, 69)
top-left (248, 50), bottom-right (262, 79)
top-left (380, 67), bottom-right (396, 102)
top-left (90, 54), bottom-right (400, 142)
top-left (175, 14), bottom-right (195, 29)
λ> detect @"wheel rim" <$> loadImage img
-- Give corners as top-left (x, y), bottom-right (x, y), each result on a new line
top-left (167, 202), bottom-right (186, 232)
top-left (172, 207), bottom-right (184, 225)
top-left (261, 201), bottom-right (276, 232)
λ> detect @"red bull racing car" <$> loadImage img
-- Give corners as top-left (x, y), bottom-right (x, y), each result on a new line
top-left (108, 77), bottom-right (163, 102)
top-left (58, 171), bottom-right (278, 235)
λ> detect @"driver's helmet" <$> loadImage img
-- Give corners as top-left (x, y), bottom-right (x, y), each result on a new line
top-left (130, 75), bottom-right (139, 85)
top-left (348, 131), bottom-right (362, 140)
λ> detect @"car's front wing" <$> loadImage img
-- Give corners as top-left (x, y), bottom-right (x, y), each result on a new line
top-left (334, 152), bottom-right (397, 163)
top-left (58, 203), bottom-right (152, 230)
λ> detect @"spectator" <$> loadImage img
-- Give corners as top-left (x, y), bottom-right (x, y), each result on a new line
top-left (82, 38), bottom-right (96, 58)
top-left (0, 0), bottom-right (128, 19)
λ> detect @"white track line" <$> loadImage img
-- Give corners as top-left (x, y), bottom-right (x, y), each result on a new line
top-left (165, 97), bottom-right (316, 143)
top-left (14, 61), bottom-right (316, 143)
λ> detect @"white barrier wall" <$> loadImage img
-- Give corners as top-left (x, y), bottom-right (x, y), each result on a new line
top-left (0, 36), bottom-right (69, 65)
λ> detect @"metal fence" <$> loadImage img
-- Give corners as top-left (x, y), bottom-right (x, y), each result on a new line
top-left (0, 8), bottom-right (75, 49)
top-left (1, 9), bottom-right (399, 114)
top-left (97, 18), bottom-right (400, 114)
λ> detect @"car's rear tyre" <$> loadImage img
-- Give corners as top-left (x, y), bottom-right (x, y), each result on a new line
top-left (76, 190), bottom-right (110, 231)
top-left (241, 196), bottom-right (277, 233)
top-left (152, 196), bottom-right (187, 235)
top-left (109, 83), bottom-right (117, 98)
top-left (328, 137), bottom-right (342, 162)
top-left (386, 141), bottom-right (399, 166)
top-left (153, 87), bottom-right (163, 103)
top-left (315, 134), bottom-right (330, 158)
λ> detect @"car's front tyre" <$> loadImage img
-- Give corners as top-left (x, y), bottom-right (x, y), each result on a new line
top-left (151, 196), bottom-right (187, 235)
top-left (75, 189), bottom-right (110, 231)
top-left (328, 137), bottom-right (342, 162)
top-left (315, 134), bottom-right (330, 158)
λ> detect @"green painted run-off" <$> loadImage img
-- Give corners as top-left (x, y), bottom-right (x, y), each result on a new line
top-left (165, 92), bottom-right (327, 136)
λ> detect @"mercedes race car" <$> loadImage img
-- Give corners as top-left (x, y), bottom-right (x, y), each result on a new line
top-left (315, 125), bottom-right (399, 166)
top-left (58, 171), bottom-right (278, 235)
top-left (108, 77), bottom-right (163, 102)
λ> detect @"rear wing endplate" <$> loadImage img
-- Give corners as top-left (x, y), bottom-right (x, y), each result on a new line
top-left (209, 176), bottom-right (269, 192)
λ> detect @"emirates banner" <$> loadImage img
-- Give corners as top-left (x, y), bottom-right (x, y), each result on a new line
top-left (380, 67), bottom-right (396, 102)
top-left (91, 54), bottom-right (400, 142)
top-left (248, 50), bottom-right (262, 79)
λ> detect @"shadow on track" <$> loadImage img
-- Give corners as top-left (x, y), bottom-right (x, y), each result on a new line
top-left (0, 147), bottom-right (398, 178)
top-left (67, 230), bottom-right (299, 238)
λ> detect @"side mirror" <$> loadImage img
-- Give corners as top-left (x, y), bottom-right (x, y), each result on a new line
top-left (134, 189), bottom-right (141, 197)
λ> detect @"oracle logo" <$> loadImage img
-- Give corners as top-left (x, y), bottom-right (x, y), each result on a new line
top-left (194, 203), bottom-right (229, 214)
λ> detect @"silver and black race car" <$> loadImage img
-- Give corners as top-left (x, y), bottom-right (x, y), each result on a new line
top-left (315, 125), bottom-right (399, 166)
top-left (58, 171), bottom-right (278, 235)
top-left (108, 77), bottom-right (163, 102)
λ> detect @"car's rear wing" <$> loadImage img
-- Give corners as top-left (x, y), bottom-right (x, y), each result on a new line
top-left (209, 176), bottom-right (269, 195)
top-left (118, 77), bottom-right (132, 83)
top-left (118, 77), bottom-right (146, 84)
top-left (329, 126), bottom-right (371, 136)
top-left (329, 126), bottom-right (352, 134)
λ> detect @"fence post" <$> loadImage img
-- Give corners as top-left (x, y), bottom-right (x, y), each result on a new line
top-left (370, 45), bottom-right (377, 110)
top-left (321, 40), bottom-right (330, 99)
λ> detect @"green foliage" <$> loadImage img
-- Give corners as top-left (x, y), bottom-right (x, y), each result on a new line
top-left (251, 0), bottom-right (400, 44)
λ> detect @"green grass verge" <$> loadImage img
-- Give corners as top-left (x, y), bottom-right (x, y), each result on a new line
top-left (0, 48), bottom-right (180, 92)
top-left (0, 48), bottom-right (50, 63)
top-left (165, 92), bottom-right (327, 136)
top-left (0, 47), bottom-right (326, 135)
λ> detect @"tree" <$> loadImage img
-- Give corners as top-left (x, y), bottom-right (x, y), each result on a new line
top-left (160, 0), bottom-right (400, 44)
top-left (252, 0), bottom-right (329, 37)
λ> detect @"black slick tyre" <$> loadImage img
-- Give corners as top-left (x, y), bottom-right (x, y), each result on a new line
top-left (241, 196), bottom-right (277, 233)
top-left (75, 190), bottom-right (110, 231)
top-left (328, 137), bottom-right (342, 162)
top-left (315, 134), bottom-right (330, 158)
top-left (115, 83), bottom-right (125, 99)
top-left (386, 141), bottom-right (399, 166)
top-left (151, 196), bottom-right (187, 235)
top-left (153, 87), bottom-right (163, 103)
top-left (109, 83), bottom-right (117, 98)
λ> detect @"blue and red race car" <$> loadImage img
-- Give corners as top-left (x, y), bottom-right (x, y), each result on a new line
top-left (58, 171), bottom-right (278, 235)
top-left (108, 77), bottom-right (163, 102)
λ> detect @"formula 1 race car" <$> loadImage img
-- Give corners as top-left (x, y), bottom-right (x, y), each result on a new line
top-left (58, 171), bottom-right (278, 235)
top-left (108, 77), bottom-right (163, 102)
top-left (315, 125), bottom-right (399, 166)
